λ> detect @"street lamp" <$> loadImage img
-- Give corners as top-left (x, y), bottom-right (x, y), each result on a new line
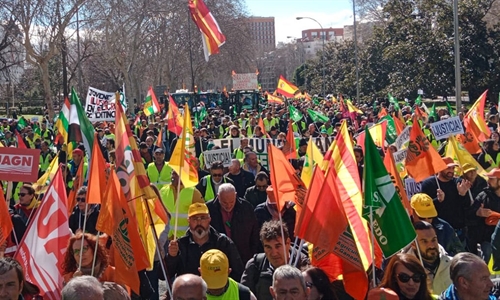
top-left (296, 16), bottom-right (325, 97)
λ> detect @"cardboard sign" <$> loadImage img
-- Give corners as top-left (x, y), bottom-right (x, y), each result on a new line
top-left (232, 73), bottom-right (258, 90)
top-left (404, 177), bottom-right (422, 199)
top-left (203, 148), bottom-right (232, 168)
top-left (394, 126), bottom-right (411, 150)
top-left (430, 116), bottom-right (464, 140)
top-left (84, 87), bottom-right (126, 122)
top-left (0, 147), bottom-right (40, 182)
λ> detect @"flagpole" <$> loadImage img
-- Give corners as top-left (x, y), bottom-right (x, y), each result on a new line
top-left (143, 196), bottom-right (173, 298)
top-left (277, 211), bottom-right (288, 265)
top-left (294, 238), bottom-right (305, 267)
top-left (78, 202), bottom-right (89, 270)
top-left (91, 232), bottom-right (100, 276)
top-left (414, 239), bottom-right (424, 266)
top-left (289, 236), bottom-right (299, 265)
top-left (369, 206), bottom-right (376, 287)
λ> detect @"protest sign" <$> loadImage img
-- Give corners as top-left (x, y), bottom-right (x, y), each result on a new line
top-left (0, 147), bottom-right (40, 182)
top-left (203, 148), bottom-right (232, 168)
top-left (404, 177), bottom-right (422, 200)
top-left (394, 126), bottom-right (411, 150)
top-left (84, 87), bottom-right (126, 122)
top-left (232, 73), bottom-right (258, 90)
top-left (430, 116), bottom-right (464, 140)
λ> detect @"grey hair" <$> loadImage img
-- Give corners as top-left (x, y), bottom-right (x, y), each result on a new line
top-left (450, 252), bottom-right (485, 284)
top-left (102, 282), bottom-right (131, 300)
top-left (61, 275), bottom-right (104, 300)
top-left (172, 274), bottom-right (207, 298)
top-left (218, 183), bottom-right (236, 195)
top-left (272, 265), bottom-right (307, 292)
top-left (231, 159), bottom-right (241, 167)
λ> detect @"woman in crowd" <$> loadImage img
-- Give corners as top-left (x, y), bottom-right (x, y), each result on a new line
top-left (377, 253), bottom-right (433, 300)
top-left (68, 186), bottom-right (100, 235)
top-left (302, 267), bottom-right (338, 300)
top-left (61, 233), bottom-right (115, 285)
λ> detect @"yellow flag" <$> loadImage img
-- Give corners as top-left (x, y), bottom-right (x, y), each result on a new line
top-left (301, 137), bottom-right (324, 188)
top-left (446, 135), bottom-right (486, 176)
top-left (33, 155), bottom-right (59, 194)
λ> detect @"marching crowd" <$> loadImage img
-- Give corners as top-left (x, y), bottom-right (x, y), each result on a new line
top-left (3, 95), bottom-right (500, 300)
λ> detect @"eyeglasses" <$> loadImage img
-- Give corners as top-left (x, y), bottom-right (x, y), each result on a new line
top-left (18, 193), bottom-right (27, 197)
top-left (190, 216), bottom-right (210, 222)
top-left (76, 197), bottom-right (86, 203)
top-left (397, 272), bottom-right (424, 283)
top-left (73, 245), bottom-right (89, 255)
top-left (212, 174), bottom-right (223, 178)
top-left (305, 281), bottom-right (314, 288)
top-left (256, 184), bottom-right (268, 190)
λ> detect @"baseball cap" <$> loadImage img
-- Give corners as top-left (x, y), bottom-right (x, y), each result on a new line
top-left (72, 149), bottom-right (84, 156)
top-left (442, 157), bottom-right (458, 167)
top-left (188, 203), bottom-right (209, 217)
top-left (410, 193), bottom-right (438, 218)
top-left (485, 168), bottom-right (500, 179)
top-left (367, 288), bottom-right (398, 300)
top-left (199, 249), bottom-right (229, 289)
top-left (462, 163), bottom-right (477, 174)
top-left (154, 148), bottom-right (164, 154)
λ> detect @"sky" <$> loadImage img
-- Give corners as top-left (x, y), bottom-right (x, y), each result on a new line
top-left (245, 0), bottom-right (354, 43)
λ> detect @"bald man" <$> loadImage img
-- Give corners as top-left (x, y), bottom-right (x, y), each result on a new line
top-left (172, 274), bottom-right (208, 300)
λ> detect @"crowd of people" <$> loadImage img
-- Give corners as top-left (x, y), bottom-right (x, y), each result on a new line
top-left (3, 94), bottom-right (500, 300)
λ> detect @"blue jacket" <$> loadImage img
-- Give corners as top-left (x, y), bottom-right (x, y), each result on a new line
top-left (438, 284), bottom-right (496, 300)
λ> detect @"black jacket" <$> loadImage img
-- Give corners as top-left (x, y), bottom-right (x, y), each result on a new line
top-left (225, 170), bottom-right (255, 199)
top-left (165, 226), bottom-right (244, 282)
top-left (206, 197), bottom-right (260, 264)
top-left (254, 202), bottom-right (296, 241)
top-left (244, 186), bottom-right (268, 208)
top-left (68, 205), bottom-right (100, 235)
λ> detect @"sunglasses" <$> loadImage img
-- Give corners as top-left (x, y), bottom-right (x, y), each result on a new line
top-left (73, 245), bottom-right (89, 255)
top-left (212, 174), bottom-right (223, 177)
top-left (18, 193), bottom-right (27, 197)
top-left (256, 185), bottom-right (268, 190)
top-left (397, 272), bottom-right (424, 283)
top-left (76, 197), bottom-right (86, 203)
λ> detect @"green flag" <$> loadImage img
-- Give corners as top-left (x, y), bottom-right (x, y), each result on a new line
top-left (445, 100), bottom-right (456, 117)
top-left (429, 103), bottom-right (438, 121)
top-left (194, 110), bottom-right (200, 128)
top-left (289, 106), bottom-right (303, 122)
top-left (415, 95), bottom-right (422, 105)
top-left (69, 87), bottom-right (95, 160)
top-left (313, 97), bottom-right (320, 106)
top-left (388, 93), bottom-right (400, 111)
top-left (17, 117), bottom-right (27, 130)
top-left (363, 127), bottom-right (416, 257)
top-left (199, 106), bottom-right (207, 120)
top-left (378, 115), bottom-right (397, 144)
top-left (307, 109), bottom-right (329, 123)
top-left (232, 105), bottom-right (237, 117)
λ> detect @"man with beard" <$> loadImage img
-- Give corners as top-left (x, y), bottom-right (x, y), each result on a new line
top-left (165, 203), bottom-right (244, 282)
top-left (420, 157), bottom-right (472, 244)
top-left (406, 221), bottom-right (452, 295)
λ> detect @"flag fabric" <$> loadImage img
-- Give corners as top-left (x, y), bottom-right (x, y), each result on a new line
top-left (15, 131), bottom-right (27, 149)
top-left (55, 96), bottom-right (70, 145)
top-left (457, 120), bottom-right (482, 154)
top-left (446, 135), bottom-right (486, 176)
top-left (415, 95), bottom-right (422, 105)
top-left (96, 170), bottom-right (150, 294)
top-left (115, 94), bottom-right (156, 201)
top-left (267, 144), bottom-right (305, 212)
top-left (383, 148), bottom-right (412, 215)
top-left (15, 168), bottom-right (72, 300)
top-left (378, 115), bottom-right (397, 144)
top-left (86, 133), bottom-right (107, 204)
top-left (392, 113), bottom-right (406, 134)
top-left (143, 86), bottom-right (161, 116)
top-left (257, 117), bottom-right (269, 138)
top-left (16, 117), bottom-right (27, 131)
top-left (276, 75), bottom-right (299, 98)
top-left (347, 100), bottom-right (363, 114)
top-left (167, 96), bottom-right (183, 135)
top-left (301, 137), bottom-right (324, 188)
top-left (429, 103), bottom-right (438, 121)
top-left (169, 104), bottom-right (199, 188)
top-left (266, 92), bottom-right (284, 105)
top-left (0, 188), bottom-right (13, 248)
top-left (307, 109), bottom-right (329, 123)
top-left (363, 127), bottom-right (416, 257)
top-left (69, 87), bottom-right (94, 160)
top-left (388, 93), bottom-right (400, 111)
top-left (67, 160), bottom-right (84, 215)
top-left (188, 0), bottom-right (226, 61)
top-left (378, 107), bottom-right (388, 118)
top-left (283, 121), bottom-right (297, 159)
top-left (33, 155), bottom-right (59, 195)
top-left (156, 128), bottom-right (163, 148)
top-left (289, 106), bottom-right (303, 122)
top-left (405, 119), bottom-right (447, 182)
top-left (445, 100), bottom-right (456, 117)
top-left (464, 90), bottom-right (490, 140)
top-left (355, 122), bottom-right (387, 153)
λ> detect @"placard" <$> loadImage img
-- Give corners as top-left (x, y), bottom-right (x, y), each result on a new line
top-left (394, 126), bottom-right (411, 150)
top-left (404, 177), bottom-right (422, 200)
top-left (84, 87), bottom-right (126, 122)
top-left (0, 147), bottom-right (40, 182)
top-left (232, 73), bottom-right (258, 91)
top-left (430, 116), bottom-right (464, 140)
top-left (203, 148), bottom-right (232, 168)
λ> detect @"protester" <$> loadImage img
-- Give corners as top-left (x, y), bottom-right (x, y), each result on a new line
top-left (302, 267), bottom-right (338, 300)
top-left (254, 189), bottom-right (296, 242)
top-left (244, 171), bottom-right (270, 208)
top-left (13, 184), bottom-right (39, 226)
top-left (147, 148), bottom-right (173, 190)
top-left (68, 186), bottom-right (100, 235)
top-left (171, 274), bottom-right (207, 300)
top-left (0, 257), bottom-right (26, 300)
top-left (269, 265), bottom-right (310, 300)
top-left (61, 275), bottom-right (104, 300)
top-left (196, 161), bottom-right (235, 202)
top-left (225, 159), bottom-right (255, 198)
top-left (377, 253), bottom-right (433, 300)
top-left (242, 152), bottom-right (268, 177)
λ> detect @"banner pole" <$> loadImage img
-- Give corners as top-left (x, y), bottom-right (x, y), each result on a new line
top-left (91, 231), bottom-right (100, 276)
top-left (78, 202), bottom-right (89, 270)
top-left (6, 181), bottom-right (12, 204)
top-left (294, 238), bottom-right (305, 267)
top-left (277, 211), bottom-right (288, 265)
top-left (289, 236), bottom-right (298, 266)
top-left (369, 206), bottom-right (377, 287)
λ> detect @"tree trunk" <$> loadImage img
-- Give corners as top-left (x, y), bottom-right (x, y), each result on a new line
top-left (40, 60), bottom-right (55, 119)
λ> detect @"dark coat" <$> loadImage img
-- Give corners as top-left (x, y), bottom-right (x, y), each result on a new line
top-left (68, 205), bottom-right (100, 235)
top-left (206, 197), bottom-right (260, 264)
top-left (254, 202), bottom-right (296, 240)
top-left (244, 186), bottom-right (268, 208)
top-left (225, 170), bottom-right (255, 199)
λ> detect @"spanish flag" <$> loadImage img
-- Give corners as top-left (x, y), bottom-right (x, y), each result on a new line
top-left (266, 92), bottom-right (284, 105)
top-left (276, 75), bottom-right (299, 98)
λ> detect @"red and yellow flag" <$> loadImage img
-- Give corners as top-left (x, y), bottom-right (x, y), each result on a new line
top-left (405, 119), bottom-right (447, 182)
top-left (167, 96), bottom-right (184, 135)
top-left (266, 92), bottom-right (285, 105)
top-left (188, 0), bottom-right (226, 61)
top-left (96, 170), bottom-right (150, 294)
top-left (355, 121), bottom-right (387, 153)
top-left (276, 75), bottom-right (299, 98)
top-left (0, 188), bottom-right (13, 247)
top-left (87, 133), bottom-right (107, 204)
top-left (464, 90), bottom-right (490, 140)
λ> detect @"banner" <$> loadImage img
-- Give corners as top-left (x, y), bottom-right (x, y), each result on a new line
top-left (203, 148), bottom-right (232, 168)
top-left (232, 73), bottom-right (258, 90)
top-left (404, 178), bottom-right (422, 200)
top-left (84, 87), bottom-right (126, 121)
top-left (430, 116), bottom-right (464, 140)
top-left (0, 147), bottom-right (40, 182)
top-left (394, 125), bottom-right (411, 150)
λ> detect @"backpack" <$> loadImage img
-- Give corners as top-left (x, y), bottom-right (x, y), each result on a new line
top-left (237, 283), bottom-right (251, 300)
top-left (251, 253), bottom-right (267, 285)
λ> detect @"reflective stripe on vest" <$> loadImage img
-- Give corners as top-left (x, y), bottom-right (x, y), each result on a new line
top-left (160, 186), bottom-right (195, 238)
top-left (147, 162), bottom-right (173, 190)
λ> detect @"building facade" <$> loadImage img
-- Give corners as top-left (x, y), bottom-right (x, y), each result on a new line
top-left (246, 17), bottom-right (276, 54)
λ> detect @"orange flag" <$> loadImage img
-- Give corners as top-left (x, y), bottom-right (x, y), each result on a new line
top-left (87, 133), bottom-right (107, 204)
top-left (167, 96), bottom-right (183, 135)
top-left (156, 128), bottom-right (163, 148)
top-left (392, 113), bottom-right (406, 134)
top-left (457, 121), bottom-right (482, 154)
top-left (67, 161), bottom-right (84, 215)
top-left (96, 170), bottom-right (150, 294)
top-left (283, 121), bottom-right (297, 159)
top-left (0, 188), bottom-right (13, 247)
top-left (464, 90), bottom-right (490, 141)
top-left (257, 117), bottom-right (270, 138)
top-left (384, 148), bottom-right (412, 216)
top-left (405, 119), bottom-right (447, 182)
top-left (267, 144), bottom-right (304, 212)
top-left (378, 106), bottom-right (388, 118)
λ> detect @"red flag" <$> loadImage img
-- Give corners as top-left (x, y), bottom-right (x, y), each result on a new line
top-left (283, 121), bottom-right (297, 159)
top-left (378, 107), bottom-right (388, 118)
top-left (392, 113), bottom-right (406, 134)
top-left (355, 121), bottom-right (387, 153)
top-left (86, 133), bottom-right (107, 204)
top-left (188, 0), bottom-right (226, 60)
top-left (15, 131), bottom-right (27, 148)
top-left (0, 188), bottom-right (13, 248)
top-left (15, 168), bottom-right (72, 300)
top-left (167, 96), bottom-right (183, 135)
top-left (405, 118), bottom-right (447, 182)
